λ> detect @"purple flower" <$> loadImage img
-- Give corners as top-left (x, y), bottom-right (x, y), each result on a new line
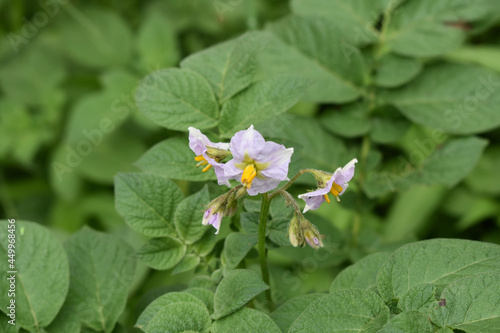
top-left (188, 127), bottom-right (230, 186)
top-left (202, 207), bottom-right (223, 234)
top-left (298, 158), bottom-right (358, 213)
top-left (223, 125), bottom-right (293, 196)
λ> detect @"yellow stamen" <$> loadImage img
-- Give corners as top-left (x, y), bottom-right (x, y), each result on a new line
top-left (324, 194), bottom-right (331, 204)
top-left (194, 155), bottom-right (205, 161)
top-left (241, 165), bottom-right (257, 189)
top-left (202, 164), bottom-right (212, 172)
top-left (330, 182), bottom-right (343, 196)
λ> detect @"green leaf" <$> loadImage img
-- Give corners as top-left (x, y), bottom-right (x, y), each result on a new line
top-left (136, 292), bottom-right (206, 331)
top-left (406, 137), bottom-right (488, 186)
top-left (115, 172), bottom-right (183, 237)
top-left (64, 227), bottom-right (136, 332)
top-left (291, 0), bottom-right (384, 45)
top-left (465, 146), bottom-right (500, 195)
top-left (376, 239), bottom-right (500, 302)
top-left (389, 63), bottom-right (500, 134)
top-left (398, 284), bottom-right (436, 313)
top-left (185, 288), bottom-right (215, 314)
top-left (370, 114), bottom-right (411, 144)
top-left (0, 221), bottom-right (69, 331)
top-left (379, 311), bottom-right (434, 333)
top-left (267, 217), bottom-right (291, 247)
top-left (135, 68), bottom-right (218, 130)
top-left (137, 237), bottom-right (186, 270)
top-left (218, 76), bottom-right (311, 137)
top-left (240, 212), bottom-right (260, 235)
top-left (59, 7), bottom-right (132, 68)
top-left (135, 137), bottom-right (217, 181)
top-left (262, 16), bottom-right (365, 103)
top-left (212, 269), bottom-right (269, 319)
top-left (320, 103), bottom-right (371, 138)
top-left (385, 0), bottom-right (497, 57)
top-left (429, 273), bottom-right (500, 332)
top-left (137, 12), bottom-right (179, 69)
top-left (146, 302), bottom-right (211, 333)
top-left (0, 312), bottom-right (19, 332)
top-left (375, 54), bottom-right (422, 88)
top-left (172, 254), bottom-right (200, 275)
top-left (289, 289), bottom-right (390, 332)
top-left (447, 46), bottom-right (500, 73)
top-left (191, 230), bottom-right (217, 257)
top-left (270, 294), bottom-right (325, 333)
top-left (181, 31), bottom-right (271, 103)
top-left (223, 233), bottom-right (258, 270)
top-left (330, 252), bottom-right (391, 292)
top-left (212, 307), bottom-right (281, 333)
top-left (174, 186), bottom-right (210, 244)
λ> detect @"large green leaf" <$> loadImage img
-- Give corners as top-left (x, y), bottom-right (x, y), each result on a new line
top-left (385, 0), bottom-right (499, 57)
top-left (376, 239), bottom-right (500, 302)
top-left (465, 146), bottom-right (500, 195)
top-left (64, 227), bottom-right (136, 332)
top-left (115, 173), bottom-right (183, 237)
top-left (136, 292), bottom-right (206, 331)
top-left (260, 16), bottom-right (366, 103)
top-left (146, 302), bottom-right (211, 333)
top-left (218, 76), bottom-right (311, 137)
top-left (212, 307), bottom-right (281, 333)
top-left (0, 221), bottom-right (69, 331)
top-left (59, 7), bottom-right (132, 68)
top-left (389, 63), bottom-right (500, 134)
top-left (212, 269), bottom-right (269, 319)
top-left (447, 46), bottom-right (500, 73)
top-left (320, 103), bottom-right (371, 138)
top-left (375, 53), bottom-right (422, 88)
top-left (174, 186), bottom-right (210, 244)
top-left (270, 294), bottom-right (326, 332)
top-left (135, 137), bottom-right (217, 181)
top-left (330, 252), bottom-right (391, 292)
top-left (291, 0), bottom-right (384, 45)
top-left (181, 31), bottom-right (271, 103)
top-left (136, 68), bottom-right (218, 130)
top-left (288, 289), bottom-right (390, 332)
top-left (397, 284), bottom-right (436, 313)
top-left (430, 273), bottom-right (500, 332)
top-left (137, 237), bottom-right (186, 270)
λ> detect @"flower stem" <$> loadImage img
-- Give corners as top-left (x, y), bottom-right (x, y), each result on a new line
top-left (269, 168), bottom-right (316, 199)
top-left (258, 192), bottom-right (273, 311)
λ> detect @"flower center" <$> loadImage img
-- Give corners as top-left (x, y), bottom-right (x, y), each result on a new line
top-left (241, 164), bottom-right (257, 189)
top-left (323, 182), bottom-right (343, 204)
top-left (194, 155), bottom-right (212, 172)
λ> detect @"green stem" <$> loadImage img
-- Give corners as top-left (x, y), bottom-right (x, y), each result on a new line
top-left (269, 168), bottom-right (316, 199)
top-left (258, 192), bottom-right (273, 311)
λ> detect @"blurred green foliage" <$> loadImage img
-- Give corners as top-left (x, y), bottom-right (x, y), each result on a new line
top-left (1, 0), bottom-right (500, 331)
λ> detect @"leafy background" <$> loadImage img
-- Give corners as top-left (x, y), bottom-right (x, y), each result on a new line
top-left (1, 0), bottom-right (500, 332)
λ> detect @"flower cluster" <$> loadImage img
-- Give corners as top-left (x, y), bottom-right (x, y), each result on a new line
top-left (188, 126), bottom-right (357, 247)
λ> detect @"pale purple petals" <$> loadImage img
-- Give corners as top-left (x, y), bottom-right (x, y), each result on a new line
top-left (298, 194), bottom-right (325, 213)
top-left (202, 208), bottom-right (223, 234)
top-left (229, 125), bottom-right (266, 161)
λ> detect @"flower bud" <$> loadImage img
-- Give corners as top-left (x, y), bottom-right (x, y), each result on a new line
top-left (288, 215), bottom-right (303, 247)
top-left (303, 224), bottom-right (324, 249)
top-left (206, 146), bottom-right (232, 162)
top-left (308, 169), bottom-right (333, 189)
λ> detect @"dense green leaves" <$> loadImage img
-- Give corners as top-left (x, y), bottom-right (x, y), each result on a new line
top-left (288, 289), bottom-right (390, 332)
top-left (389, 63), bottom-right (500, 134)
top-left (0, 221), bottom-right (69, 331)
top-left (270, 294), bottom-right (326, 332)
top-left (135, 137), bottom-right (217, 181)
top-left (64, 227), bottom-right (136, 332)
top-left (379, 311), bottom-right (434, 333)
top-left (223, 233), bottom-right (258, 269)
top-left (136, 68), bottom-right (219, 130)
top-left (115, 172), bottom-right (183, 237)
top-left (212, 269), bottom-right (269, 319)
